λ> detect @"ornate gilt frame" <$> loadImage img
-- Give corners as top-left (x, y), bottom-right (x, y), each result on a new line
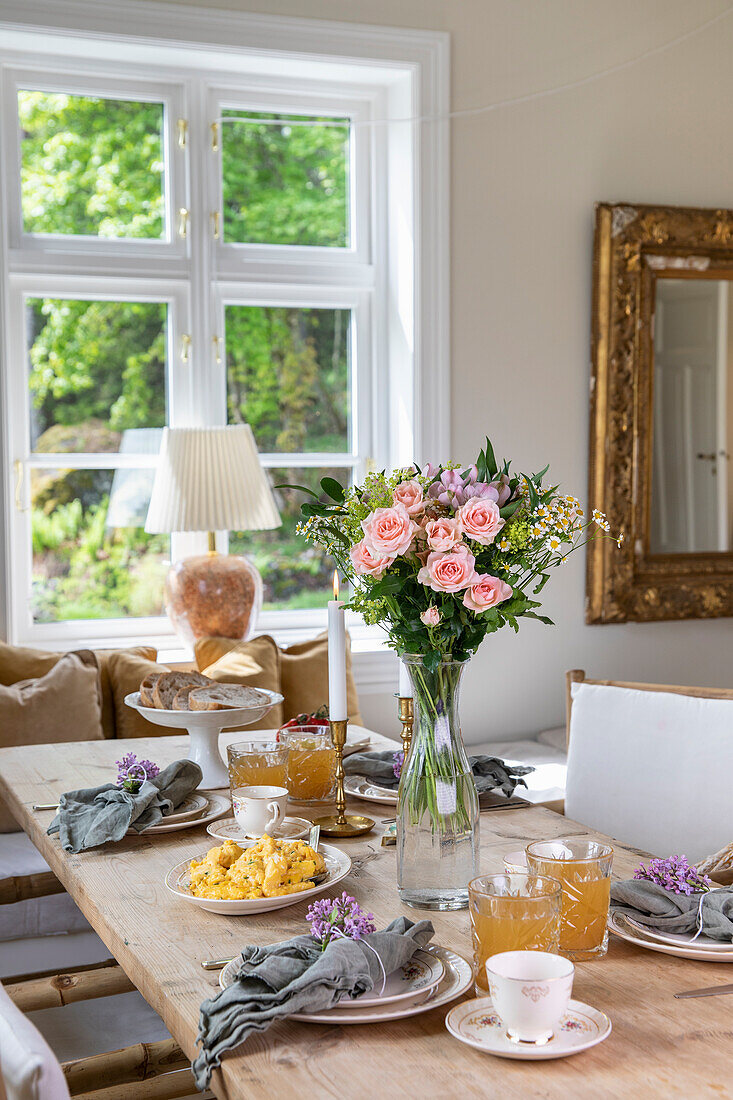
top-left (587, 201), bottom-right (733, 623)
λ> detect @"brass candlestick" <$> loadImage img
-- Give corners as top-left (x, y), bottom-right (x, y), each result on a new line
top-left (313, 718), bottom-right (375, 837)
top-left (397, 695), bottom-right (414, 759)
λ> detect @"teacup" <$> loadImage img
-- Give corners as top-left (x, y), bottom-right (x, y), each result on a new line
top-left (231, 785), bottom-right (288, 837)
top-left (485, 950), bottom-right (574, 1045)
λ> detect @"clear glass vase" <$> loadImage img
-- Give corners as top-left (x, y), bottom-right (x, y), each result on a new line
top-left (397, 655), bottom-right (479, 911)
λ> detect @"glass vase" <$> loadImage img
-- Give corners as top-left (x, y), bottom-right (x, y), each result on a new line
top-left (396, 655), bottom-right (479, 910)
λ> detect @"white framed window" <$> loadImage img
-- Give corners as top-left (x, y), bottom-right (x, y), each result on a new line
top-left (0, 2), bottom-right (449, 664)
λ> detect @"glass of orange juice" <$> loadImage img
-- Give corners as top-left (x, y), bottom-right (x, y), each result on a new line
top-left (227, 739), bottom-right (289, 793)
top-left (468, 874), bottom-right (562, 995)
top-left (282, 726), bottom-right (336, 803)
top-left (526, 839), bottom-right (614, 961)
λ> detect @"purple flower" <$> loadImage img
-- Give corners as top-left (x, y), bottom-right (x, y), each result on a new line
top-left (634, 854), bottom-right (711, 896)
top-left (428, 466), bottom-right (499, 510)
top-left (306, 892), bottom-right (376, 950)
top-left (392, 750), bottom-right (404, 780)
top-left (115, 753), bottom-right (160, 793)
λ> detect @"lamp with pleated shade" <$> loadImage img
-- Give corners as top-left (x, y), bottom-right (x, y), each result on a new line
top-left (145, 426), bottom-right (281, 645)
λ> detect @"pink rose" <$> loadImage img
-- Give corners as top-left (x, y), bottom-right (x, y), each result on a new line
top-left (417, 545), bottom-right (476, 593)
top-left (457, 497), bottom-right (505, 546)
top-left (361, 503), bottom-right (416, 558)
top-left (463, 574), bottom-right (513, 612)
top-left (420, 606), bottom-right (441, 626)
top-left (425, 517), bottom-right (462, 552)
top-left (350, 540), bottom-right (393, 579)
top-left (392, 479), bottom-right (424, 516)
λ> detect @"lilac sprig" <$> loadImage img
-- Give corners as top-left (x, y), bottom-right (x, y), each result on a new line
top-left (392, 750), bottom-right (404, 781)
top-left (115, 753), bottom-right (160, 793)
top-left (306, 892), bottom-right (376, 951)
top-left (634, 854), bottom-right (712, 896)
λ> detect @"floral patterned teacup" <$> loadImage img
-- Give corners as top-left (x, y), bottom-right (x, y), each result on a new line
top-left (485, 950), bottom-right (574, 1045)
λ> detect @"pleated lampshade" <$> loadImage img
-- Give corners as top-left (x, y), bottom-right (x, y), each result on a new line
top-left (145, 425), bottom-right (281, 534)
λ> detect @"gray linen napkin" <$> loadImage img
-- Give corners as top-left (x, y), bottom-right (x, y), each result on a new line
top-left (193, 916), bottom-right (434, 1090)
top-left (344, 750), bottom-right (533, 796)
top-left (611, 880), bottom-right (733, 941)
top-left (47, 759), bottom-right (202, 853)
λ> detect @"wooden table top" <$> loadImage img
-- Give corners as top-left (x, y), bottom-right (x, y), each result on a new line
top-left (0, 736), bottom-right (731, 1100)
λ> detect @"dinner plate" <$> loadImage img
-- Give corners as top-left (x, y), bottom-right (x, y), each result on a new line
top-left (344, 776), bottom-right (398, 805)
top-left (157, 793), bottom-right (209, 824)
top-left (625, 915), bottom-right (733, 952)
top-left (206, 816), bottom-right (312, 843)
top-left (445, 997), bottom-right (611, 1060)
top-left (609, 909), bottom-right (733, 962)
top-left (142, 792), bottom-right (230, 835)
top-left (165, 842), bottom-right (351, 914)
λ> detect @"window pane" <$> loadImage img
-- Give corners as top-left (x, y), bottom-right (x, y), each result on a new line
top-left (30, 467), bottom-right (168, 623)
top-left (226, 305), bottom-right (350, 453)
top-left (221, 111), bottom-right (349, 247)
top-left (229, 466), bottom-right (350, 611)
top-left (19, 90), bottom-right (166, 239)
top-left (27, 298), bottom-right (168, 453)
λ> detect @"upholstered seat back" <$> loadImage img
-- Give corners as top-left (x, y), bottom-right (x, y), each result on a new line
top-left (566, 681), bottom-right (733, 861)
top-left (0, 982), bottom-right (70, 1100)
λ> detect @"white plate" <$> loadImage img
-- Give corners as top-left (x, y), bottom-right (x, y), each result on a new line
top-left (165, 841), bottom-right (351, 915)
top-left (344, 775), bottom-right (398, 805)
top-left (445, 997), bottom-right (611, 1060)
top-left (142, 792), bottom-right (230, 835)
top-left (206, 816), bottom-right (312, 843)
top-left (124, 689), bottom-right (283, 729)
top-left (609, 909), bottom-right (733, 962)
top-left (158, 793), bottom-right (209, 824)
top-left (625, 915), bottom-right (733, 952)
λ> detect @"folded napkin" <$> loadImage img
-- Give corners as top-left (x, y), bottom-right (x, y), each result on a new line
top-left (343, 750), bottom-right (533, 797)
top-left (47, 759), bottom-right (202, 853)
top-left (193, 915), bottom-right (434, 1090)
top-left (611, 879), bottom-right (733, 942)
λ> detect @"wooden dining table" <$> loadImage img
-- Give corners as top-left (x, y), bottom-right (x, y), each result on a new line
top-left (0, 734), bottom-right (730, 1100)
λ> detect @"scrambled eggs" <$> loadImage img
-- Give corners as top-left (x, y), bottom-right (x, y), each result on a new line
top-left (188, 836), bottom-right (327, 900)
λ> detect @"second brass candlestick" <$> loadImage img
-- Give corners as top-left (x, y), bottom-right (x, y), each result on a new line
top-left (313, 718), bottom-right (375, 837)
top-left (397, 695), bottom-right (414, 759)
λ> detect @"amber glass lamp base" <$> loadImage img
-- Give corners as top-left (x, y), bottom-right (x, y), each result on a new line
top-left (164, 552), bottom-right (263, 646)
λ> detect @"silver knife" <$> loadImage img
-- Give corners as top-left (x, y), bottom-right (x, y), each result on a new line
top-left (674, 983), bottom-right (733, 999)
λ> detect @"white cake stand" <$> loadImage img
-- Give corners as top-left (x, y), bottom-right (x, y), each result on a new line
top-left (124, 690), bottom-right (284, 789)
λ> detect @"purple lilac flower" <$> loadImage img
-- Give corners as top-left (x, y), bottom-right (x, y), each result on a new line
top-left (115, 753), bottom-right (161, 792)
top-left (633, 854), bottom-right (712, 896)
top-left (306, 892), bottom-right (376, 950)
top-left (392, 750), bottom-right (404, 780)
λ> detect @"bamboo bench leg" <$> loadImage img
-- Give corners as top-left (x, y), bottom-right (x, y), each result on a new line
top-left (0, 871), bottom-right (64, 905)
top-left (4, 964), bottom-right (135, 1012)
top-left (71, 1068), bottom-right (213, 1100)
top-left (62, 1038), bottom-right (187, 1096)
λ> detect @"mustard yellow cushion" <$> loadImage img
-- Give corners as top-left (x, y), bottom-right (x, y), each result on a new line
top-left (194, 635), bottom-right (283, 730)
top-left (106, 651), bottom-right (171, 739)
top-left (196, 631), bottom-right (362, 726)
top-left (0, 641), bottom-right (156, 739)
top-left (0, 651), bottom-right (103, 832)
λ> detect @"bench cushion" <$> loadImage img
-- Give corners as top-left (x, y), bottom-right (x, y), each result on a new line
top-left (0, 834), bottom-right (90, 941)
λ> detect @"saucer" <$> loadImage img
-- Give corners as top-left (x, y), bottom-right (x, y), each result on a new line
top-left (206, 815), bottom-right (312, 842)
top-left (445, 997), bottom-right (611, 1060)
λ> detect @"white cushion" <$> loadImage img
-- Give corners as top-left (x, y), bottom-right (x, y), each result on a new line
top-left (566, 682), bottom-right (733, 861)
top-left (470, 739), bottom-right (567, 806)
top-left (0, 834), bottom-right (91, 942)
top-left (536, 726), bottom-right (567, 751)
top-left (0, 982), bottom-right (70, 1100)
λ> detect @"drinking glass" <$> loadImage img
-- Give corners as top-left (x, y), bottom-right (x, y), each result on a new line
top-left (468, 873), bottom-right (562, 995)
top-left (227, 740), bottom-right (289, 793)
top-left (526, 839), bottom-right (614, 960)
top-left (282, 726), bottom-right (336, 803)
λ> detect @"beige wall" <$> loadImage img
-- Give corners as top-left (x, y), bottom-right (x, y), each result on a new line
top-left (160, 0), bottom-right (733, 743)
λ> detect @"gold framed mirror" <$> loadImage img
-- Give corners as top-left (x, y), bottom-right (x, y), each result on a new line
top-left (587, 201), bottom-right (733, 623)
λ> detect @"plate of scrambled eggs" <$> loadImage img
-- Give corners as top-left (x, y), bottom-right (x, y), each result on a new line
top-left (164, 835), bottom-right (351, 914)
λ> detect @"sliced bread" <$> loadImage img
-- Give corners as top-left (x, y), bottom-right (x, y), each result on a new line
top-left (152, 671), bottom-right (212, 710)
top-left (188, 684), bottom-right (270, 711)
top-left (171, 688), bottom-right (194, 711)
top-left (139, 672), bottom-right (162, 708)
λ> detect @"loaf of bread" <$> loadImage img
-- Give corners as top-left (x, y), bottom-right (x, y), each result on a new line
top-left (188, 684), bottom-right (270, 711)
top-left (151, 671), bottom-right (212, 710)
top-left (139, 673), bottom-right (162, 708)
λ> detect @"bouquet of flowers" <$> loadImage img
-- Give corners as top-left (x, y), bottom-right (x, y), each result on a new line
top-left (293, 436), bottom-right (616, 670)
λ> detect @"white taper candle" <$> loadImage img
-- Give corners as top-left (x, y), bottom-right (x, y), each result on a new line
top-left (327, 572), bottom-right (347, 721)
top-left (398, 659), bottom-right (412, 698)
